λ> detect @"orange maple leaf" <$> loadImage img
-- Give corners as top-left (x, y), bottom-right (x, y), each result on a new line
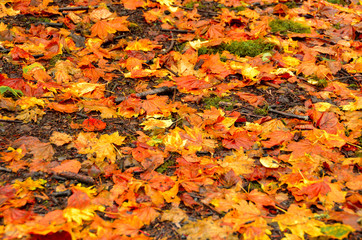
top-left (82, 117), bottom-right (107, 132)
top-left (91, 21), bottom-right (117, 39)
top-left (223, 129), bottom-right (258, 150)
top-left (236, 92), bottom-right (266, 107)
top-left (47, 102), bottom-right (79, 113)
top-left (51, 159), bottom-right (81, 174)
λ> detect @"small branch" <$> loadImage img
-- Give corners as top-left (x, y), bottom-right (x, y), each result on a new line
top-left (51, 189), bottom-right (72, 197)
top-left (224, 58), bottom-right (245, 63)
top-left (172, 4), bottom-right (219, 16)
top-left (57, 171), bottom-right (95, 184)
top-left (37, 22), bottom-right (64, 27)
top-left (0, 47), bottom-right (10, 53)
top-left (219, 101), bottom-right (264, 118)
top-left (332, 75), bottom-right (361, 82)
top-left (0, 119), bottom-right (23, 123)
top-left (0, 166), bottom-right (12, 173)
top-left (76, 112), bottom-right (89, 118)
top-left (163, 66), bottom-right (179, 77)
top-left (33, 54), bottom-right (44, 58)
top-left (160, 31), bottom-right (175, 55)
top-left (269, 108), bottom-right (309, 121)
top-left (161, 28), bottom-right (195, 34)
top-left (219, 101), bottom-right (309, 120)
top-left (58, 6), bottom-right (90, 11)
top-left (115, 86), bottom-right (177, 103)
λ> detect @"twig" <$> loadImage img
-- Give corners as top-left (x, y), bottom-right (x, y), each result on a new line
top-left (224, 58), bottom-right (245, 63)
top-left (57, 171), bottom-right (95, 184)
top-left (269, 108), bottom-right (309, 121)
top-left (163, 66), bottom-right (179, 77)
top-left (172, 4), bottom-right (219, 16)
top-left (161, 28), bottom-right (195, 34)
top-left (273, 33), bottom-right (336, 44)
top-left (51, 189), bottom-right (72, 197)
top-left (37, 22), bottom-right (64, 27)
top-left (115, 86), bottom-right (177, 103)
top-left (219, 101), bottom-right (264, 118)
top-left (0, 166), bottom-right (12, 173)
top-left (51, 175), bottom-right (66, 181)
top-left (160, 31), bottom-right (175, 55)
top-left (0, 119), bottom-right (23, 123)
top-left (219, 101), bottom-right (309, 120)
top-left (58, 6), bottom-right (90, 11)
top-left (332, 75), bottom-right (361, 82)
top-left (76, 112), bottom-right (89, 118)
top-left (0, 47), bottom-right (10, 53)
top-left (33, 54), bottom-right (44, 58)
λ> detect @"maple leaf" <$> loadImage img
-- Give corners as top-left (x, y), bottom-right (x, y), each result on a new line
top-left (178, 217), bottom-right (237, 240)
top-left (121, 0), bottom-right (146, 10)
top-left (9, 46), bottom-right (34, 61)
top-left (141, 118), bottom-right (173, 130)
top-left (75, 132), bottom-right (126, 166)
top-left (217, 149), bottom-right (255, 175)
top-left (91, 21), bottom-right (117, 39)
top-left (142, 94), bottom-right (174, 117)
top-left (205, 23), bottom-right (225, 39)
top-left (63, 205), bottom-right (105, 225)
top-left (51, 160), bottom-right (81, 174)
top-left (13, 178), bottom-right (46, 195)
top-left (126, 39), bottom-right (161, 51)
top-left (174, 75), bottom-right (212, 94)
top-left (164, 126), bottom-right (217, 155)
top-left (161, 207), bottom-right (187, 225)
top-left (273, 204), bottom-right (326, 239)
top-left (49, 131), bottom-right (73, 146)
top-left (11, 136), bottom-right (54, 161)
top-left (82, 117), bottom-right (107, 132)
top-left (261, 130), bottom-right (293, 148)
top-left (222, 127), bottom-right (258, 150)
top-left (236, 92), bottom-right (266, 107)
top-left (47, 102), bottom-right (79, 113)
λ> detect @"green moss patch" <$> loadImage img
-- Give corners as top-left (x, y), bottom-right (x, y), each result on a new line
top-left (269, 19), bottom-right (311, 34)
top-left (198, 39), bottom-right (274, 58)
top-left (326, 0), bottom-right (348, 5)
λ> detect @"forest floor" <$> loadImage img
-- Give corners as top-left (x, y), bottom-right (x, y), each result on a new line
top-left (0, 0), bottom-right (361, 239)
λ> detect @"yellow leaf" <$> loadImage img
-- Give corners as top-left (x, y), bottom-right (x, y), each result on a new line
top-left (63, 205), bottom-right (105, 225)
top-left (273, 204), bottom-right (325, 240)
top-left (64, 82), bottom-right (104, 98)
top-left (178, 217), bottom-right (237, 240)
top-left (72, 184), bottom-right (97, 197)
top-left (282, 56), bottom-right (301, 67)
top-left (161, 206), bottom-right (187, 224)
top-left (188, 39), bottom-right (209, 50)
top-left (141, 118), bottom-right (173, 130)
top-left (342, 96), bottom-right (362, 111)
top-left (243, 66), bottom-right (260, 80)
top-left (218, 149), bottom-right (255, 175)
top-left (13, 177), bottom-right (46, 192)
top-left (0, 22), bottom-right (7, 31)
top-left (16, 97), bottom-right (45, 110)
top-left (314, 102), bottom-right (332, 112)
top-left (260, 156), bottom-right (279, 168)
top-left (49, 131), bottom-right (73, 146)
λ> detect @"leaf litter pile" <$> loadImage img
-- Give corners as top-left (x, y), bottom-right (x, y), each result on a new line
top-left (0, 0), bottom-right (361, 239)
